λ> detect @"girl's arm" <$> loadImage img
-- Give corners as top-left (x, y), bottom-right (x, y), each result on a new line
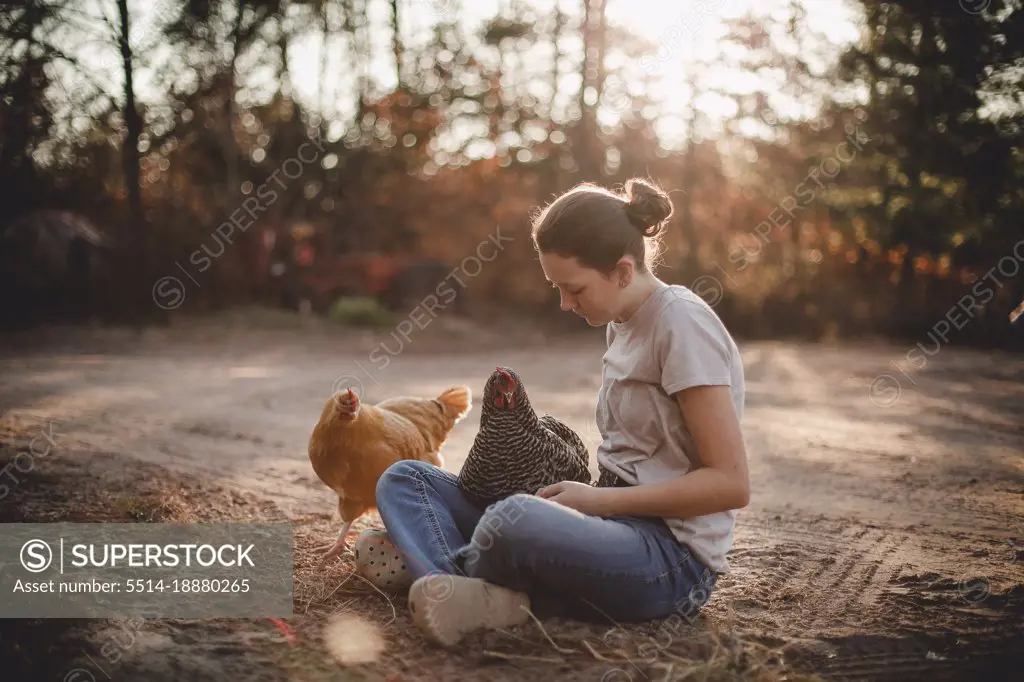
top-left (597, 384), bottom-right (749, 518)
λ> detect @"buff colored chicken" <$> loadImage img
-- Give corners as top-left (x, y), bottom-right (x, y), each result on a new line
top-left (309, 384), bottom-right (472, 561)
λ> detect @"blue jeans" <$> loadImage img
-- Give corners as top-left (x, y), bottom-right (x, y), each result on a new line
top-left (375, 460), bottom-right (717, 623)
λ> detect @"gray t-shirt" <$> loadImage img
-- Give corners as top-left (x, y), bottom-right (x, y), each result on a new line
top-left (596, 283), bottom-right (745, 574)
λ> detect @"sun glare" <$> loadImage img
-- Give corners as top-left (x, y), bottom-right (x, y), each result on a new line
top-left (605, 0), bottom-right (733, 43)
top-left (61, 0), bottom-right (862, 154)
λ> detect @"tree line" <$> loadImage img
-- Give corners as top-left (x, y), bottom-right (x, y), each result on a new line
top-left (0, 0), bottom-right (1022, 346)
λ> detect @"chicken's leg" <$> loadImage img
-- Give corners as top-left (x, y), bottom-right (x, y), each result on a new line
top-left (319, 520), bottom-right (353, 562)
top-left (318, 497), bottom-right (370, 563)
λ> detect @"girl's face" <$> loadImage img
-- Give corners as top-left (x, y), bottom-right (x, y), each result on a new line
top-left (538, 251), bottom-right (627, 326)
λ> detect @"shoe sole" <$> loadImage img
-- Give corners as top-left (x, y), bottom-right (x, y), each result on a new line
top-left (354, 530), bottom-right (413, 590)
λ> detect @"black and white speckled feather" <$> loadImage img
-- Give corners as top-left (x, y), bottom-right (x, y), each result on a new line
top-left (456, 366), bottom-right (595, 506)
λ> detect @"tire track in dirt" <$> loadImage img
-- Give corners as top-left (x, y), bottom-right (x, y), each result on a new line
top-left (817, 530), bottom-right (907, 626)
top-left (734, 508), bottom-right (1023, 678)
top-left (739, 345), bottom-right (1020, 636)
top-left (733, 519), bottom-right (914, 633)
top-left (733, 516), bottom-right (1022, 680)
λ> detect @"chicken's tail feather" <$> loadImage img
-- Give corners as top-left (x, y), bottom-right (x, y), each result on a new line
top-left (436, 385), bottom-right (472, 420)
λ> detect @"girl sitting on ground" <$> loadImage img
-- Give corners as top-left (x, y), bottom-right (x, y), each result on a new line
top-left (353, 177), bottom-right (749, 647)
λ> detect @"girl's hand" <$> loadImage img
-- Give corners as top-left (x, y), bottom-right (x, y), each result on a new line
top-left (536, 481), bottom-right (615, 516)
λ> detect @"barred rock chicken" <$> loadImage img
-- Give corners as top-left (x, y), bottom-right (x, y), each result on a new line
top-left (456, 367), bottom-right (592, 506)
top-left (309, 384), bottom-right (472, 561)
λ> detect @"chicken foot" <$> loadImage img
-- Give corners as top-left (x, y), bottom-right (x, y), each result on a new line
top-left (317, 520), bottom-right (357, 562)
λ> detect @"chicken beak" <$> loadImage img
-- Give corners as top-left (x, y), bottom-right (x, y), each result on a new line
top-left (494, 368), bottom-right (517, 409)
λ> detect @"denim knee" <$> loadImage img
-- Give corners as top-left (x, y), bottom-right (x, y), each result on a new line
top-left (464, 494), bottom-right (545, 565)
top-left (375, 459), bottom-right (432, 502)
top-left (667, 567), bottom-right (717, 623)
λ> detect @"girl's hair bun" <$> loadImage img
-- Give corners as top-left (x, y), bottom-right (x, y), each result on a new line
top-left (623, 178), bottom-right (673, 237)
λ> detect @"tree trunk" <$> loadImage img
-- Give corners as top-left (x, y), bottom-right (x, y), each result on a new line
top-left (593, 0), bottom-right (605, 109)
top-left (278, 6), bottom-right (292, 98)
top-left (550, 1), bottom-right (563, 115)
top-left (575, 0), bottom-right (593, 177)
top-left (225, 0), bottom-right (244, 201)
top-left (319, 0), bottom-right (330, 119)
top-left (678, 135), bottom-right (698, 279)
top-left (678, 69), bottom-right (699, 279)
top-left (346, 0), bottom-right (369, 126)
top-left (577, 0), bottom-right (606, 178)
top-left (389, 0), bottom-right (402, 90)
top-left (115, 0), bottom-right (147, 320)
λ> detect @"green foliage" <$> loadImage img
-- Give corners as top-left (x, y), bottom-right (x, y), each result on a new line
top-left (833, 0), bottom-right (1024, 256)
top-left (327, 296), bottom-right (395, 328)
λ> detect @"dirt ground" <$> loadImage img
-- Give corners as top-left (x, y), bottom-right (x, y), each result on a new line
top-left (1, 311), bottom-right (1022, 682)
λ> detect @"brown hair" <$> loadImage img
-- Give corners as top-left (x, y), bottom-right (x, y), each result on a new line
top-left (531, 178), bottom-right (674, 274)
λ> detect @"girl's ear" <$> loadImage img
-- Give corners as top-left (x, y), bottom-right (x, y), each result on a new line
top-left (614, 257), bottom-right (635, 288)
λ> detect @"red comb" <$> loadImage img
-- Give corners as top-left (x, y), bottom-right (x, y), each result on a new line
top-left (495, 367), bottom-right (516, 390)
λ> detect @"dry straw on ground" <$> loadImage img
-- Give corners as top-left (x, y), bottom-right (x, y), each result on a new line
top-left (293, 523), bottom-right (825, 681)
top-left (479, 610), bottom-right (827, 682)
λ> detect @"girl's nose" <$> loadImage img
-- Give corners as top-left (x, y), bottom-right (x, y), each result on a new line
top-left (559, 291), bottom-right (573, 311)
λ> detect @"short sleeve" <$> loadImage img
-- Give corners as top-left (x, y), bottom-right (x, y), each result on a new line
top-left (657, 297), bottom-right (734, 396)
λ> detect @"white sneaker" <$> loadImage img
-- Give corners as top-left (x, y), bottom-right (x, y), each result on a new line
top-left (408, 574), bottom-right (531, 647)
top-left (353, 529), bottom-right (413, 590)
